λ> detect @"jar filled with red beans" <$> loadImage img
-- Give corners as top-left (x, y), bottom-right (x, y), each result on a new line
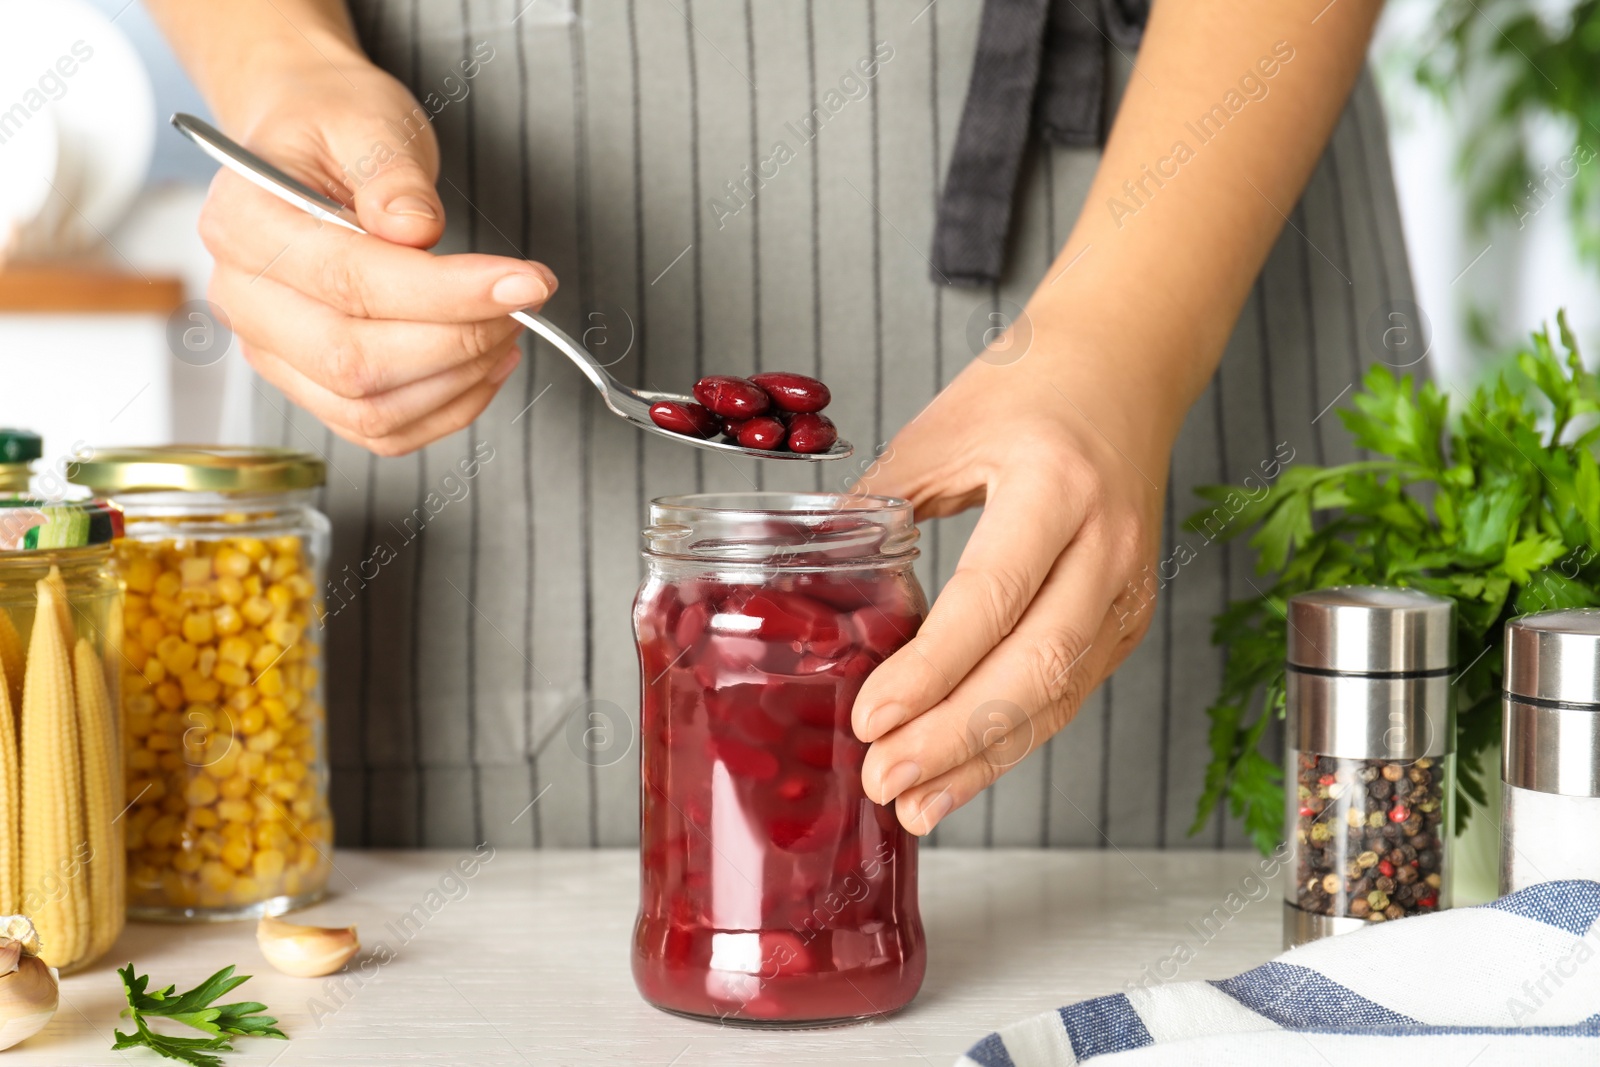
top-left (632, 493), bottom-right (927, 1026)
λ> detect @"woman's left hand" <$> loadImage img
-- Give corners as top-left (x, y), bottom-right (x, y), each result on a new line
top-left (850, 326), bottom-right (1176, 836)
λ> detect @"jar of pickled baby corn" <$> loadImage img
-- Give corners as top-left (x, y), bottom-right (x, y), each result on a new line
top-left (70, 448), bottom-right (332, 921)
top-left (0, 498), bottom-right (126, 972)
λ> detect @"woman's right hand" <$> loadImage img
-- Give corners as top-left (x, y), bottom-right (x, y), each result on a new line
top-left (198, 50), bottom-right (557, 456)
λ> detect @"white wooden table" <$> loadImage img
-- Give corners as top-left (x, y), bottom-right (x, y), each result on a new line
top-left (23, 849), bottom-right (1285, 1066)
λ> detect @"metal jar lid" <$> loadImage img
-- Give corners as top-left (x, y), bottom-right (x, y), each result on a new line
top-left (1505, 610), bottom-right (1600, 705)
top-left (1503, 611), bottom-right (1600, 796)
top-left (67, 446), bottom-right (326, 494)
top-left (1287, 586), bottom-right (1455, 675)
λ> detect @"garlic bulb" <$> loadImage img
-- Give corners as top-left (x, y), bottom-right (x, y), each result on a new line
top-left (0, 916), bottom-right (58, 1051)
top-left (257, 916), bottom-right (359, 977)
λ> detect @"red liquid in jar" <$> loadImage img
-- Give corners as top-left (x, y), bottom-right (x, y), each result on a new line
top-left (632, 558), bottom-right (925, 1025)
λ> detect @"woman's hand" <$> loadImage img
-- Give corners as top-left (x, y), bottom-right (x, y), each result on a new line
top-left (195, 49), bottom-right (557, 455)
top-left (851, 331), bottom-right (1174, 836)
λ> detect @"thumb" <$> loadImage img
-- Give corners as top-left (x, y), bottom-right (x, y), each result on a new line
top-left (342, 119), bottom-right (446, 249)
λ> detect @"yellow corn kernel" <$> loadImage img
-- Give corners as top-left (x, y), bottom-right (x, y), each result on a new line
top-left (251, 849), bottom-right (286, 882)
top-left (268, 779), bottom-right (297, 801)
top-left (240, 596), bottom-right (274, 627)
top-left (214, 546), bottom-right (252, 578)
top-left (189, 806), bottom-right (219, 829)
top-left (197, 647), bottom-right (217, 680)
top-left (172, 849), bottom-right (204, 874)
top-left (263, 619), bottom-right (300, 649)
top-left (281, 687), bottom-right (303, 713)
top-left (248, 643), bottom-right (282, 673)
top-left (217, 636), bottom-right (253, 668)
top-left (154, 570), bottom-right (182, 599)
top-left (141, 657), bottom-right (168, 685)
top-left (125, 554), bottom-right (160, 593)
top-left (180, 557), bottom-right (213, 586)
top-left (256, 668), bottom-right (284, 698)
top-left (155, 681), bottom-right (184, 710)
top-left (237, 751), bottom-right (267, 778)
top-left (146, 732), bottom-right (178, 752)
top-left (137, 617), bottom-right (166, 650)
top-left (221, 838), bottom-right (252, 872)
top-left (124, 641), bottom-right (150, 673)
top-left (157, 752), bottom-right (185, 773)
top-left (218, 774), bottom-right (251, 801)
top-left (180, 672), bottom-right (221, 704)
top-left (213, 662), bottom-right (250, 689)
top-left (242, 575), bottom-right (263, 597)
top-left (217, 799), bottom-right (253, 824)
top-left (236, 538), bottom-right (268, 561)
top-left (212, 604), bottom-right (243, 638)
top-left (198, 860), bottom-right (234, 893)
top-left (155, 635), bottom-right (197, 675)
top-left (215, 575), bottom-right (245, 605)
top-left (181, 612), bottom-right (215, 645)
top-left (198, 831), bottom-right (225, 858)
top-left (240, 706), bottom-right (274, 738)
top-left (184, 775), bottom-right (219, 808)
top-left (230, 876), bottom-right (262, 904)
top-left (204, 744), bottom-right (240, 779)
top-left (126, 748), bottom-right (157, 773)
top-left (128, 777), bottom-right (165, 805)
top-left (246, 728), bottom-right (282, 754)
top-left (160, 794), bottom-right (188, 817)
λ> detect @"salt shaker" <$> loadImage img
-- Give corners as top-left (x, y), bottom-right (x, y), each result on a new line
top-left (1284, 587), bottom-right (1455, 948)
top-left (1501, 610), bottom-right (1600, 893)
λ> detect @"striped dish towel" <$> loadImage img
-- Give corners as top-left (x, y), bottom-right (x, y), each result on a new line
top-left (957, 880), bottom-right (1600, 1067)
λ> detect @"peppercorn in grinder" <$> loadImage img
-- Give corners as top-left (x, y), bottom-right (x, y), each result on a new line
top-left (1284, 587), bottom-right (1455, 948)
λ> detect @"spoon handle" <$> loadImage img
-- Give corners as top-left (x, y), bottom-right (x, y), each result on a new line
top-left (169, 113), bottom-right (615, 402)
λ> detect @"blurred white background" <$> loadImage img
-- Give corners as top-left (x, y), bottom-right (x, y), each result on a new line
top-left (0, 0), bottom-right (1592, 461)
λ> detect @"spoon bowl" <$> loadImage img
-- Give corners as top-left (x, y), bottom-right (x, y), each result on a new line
top-left (170, 113), bottom-right (853, 462)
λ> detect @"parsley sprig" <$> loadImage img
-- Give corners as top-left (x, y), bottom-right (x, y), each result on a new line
top-left (1188, 312), bottom-right (1600, 852)
top-left (114, 963), bottom-right (286, 1067)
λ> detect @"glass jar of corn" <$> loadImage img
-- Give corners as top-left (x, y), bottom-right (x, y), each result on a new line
top-left (0, 499), bottom-right (126, 972)
top-left (70, 448), bottom-right (333, 921)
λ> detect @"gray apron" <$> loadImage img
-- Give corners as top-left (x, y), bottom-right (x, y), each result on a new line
top-left (254, 0), bottom-right (1417, 850)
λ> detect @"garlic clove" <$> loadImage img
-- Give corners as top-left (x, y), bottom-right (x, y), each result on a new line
top-left (0, 919), bottom-right (59, 1051)
top-left (257, 916), bottom-right (360, 978)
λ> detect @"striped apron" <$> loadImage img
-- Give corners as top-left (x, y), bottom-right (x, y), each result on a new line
top-left (253, 0), bottom-right (1417, 850)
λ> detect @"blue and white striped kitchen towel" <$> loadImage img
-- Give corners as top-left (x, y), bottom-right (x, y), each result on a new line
top-left (957, 880), bottom-right (1600, 1067)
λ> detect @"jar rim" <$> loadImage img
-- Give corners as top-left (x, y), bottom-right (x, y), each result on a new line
top-left (649, 492), bottom-right (910, 517)
top-left (645, 492), bottom-right (918, 565)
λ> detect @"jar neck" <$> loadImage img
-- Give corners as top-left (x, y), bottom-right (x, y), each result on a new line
top-left (109, 489), bottom-right (317, 518)
top-left (0, 544), bottom-right (113, 584)
top-left (643, 492), bottom-right (918, 571)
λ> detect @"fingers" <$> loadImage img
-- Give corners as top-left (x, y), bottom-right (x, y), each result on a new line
top-left (210, 265), bottom-right (524, 396)
top-left (202, 170), bottom-right (558, 325)
top-left (860, 521), bottom-right (1131, 833)
top-left (852, 464), bottom-right (1090, 745)
top-left (348, 138), bottom-right (448, 247)
top-left (245, 336), bottom-right (521, 456)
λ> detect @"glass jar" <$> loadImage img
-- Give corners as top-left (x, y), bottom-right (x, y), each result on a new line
top-left (69, 448), bottom-right (333, 921)
top-left (0, 499), bottom-right (125, 972)
top-left (632, 492), bottom-right (927, 1026)
top-left (1501, 610), bottom-right (1600, 893)
top-left (1283, 587), bottom-right (1455, 947)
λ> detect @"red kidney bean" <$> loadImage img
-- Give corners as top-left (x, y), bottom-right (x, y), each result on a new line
top-left (649, 400), bottom-right (720, 438)
top-left (749, 372), bottom-right (831, 413)
top-left (735, 416), bottom-right (787, 451)
top-left (721, 417), bottom-right (749, 441)
top-left (785, 412), bottom-right (837, 453)
top-left (693, 375), bottom-right (771, 418)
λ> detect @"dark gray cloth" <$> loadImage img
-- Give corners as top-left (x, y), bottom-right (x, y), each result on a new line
top-left (931, 0), bottom-right (1148, 286)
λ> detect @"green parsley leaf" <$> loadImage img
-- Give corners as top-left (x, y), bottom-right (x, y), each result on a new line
top-left (1189, 311), bottom-right (1600, 850)
top-left (115, 963), bottom-right (286, 1065)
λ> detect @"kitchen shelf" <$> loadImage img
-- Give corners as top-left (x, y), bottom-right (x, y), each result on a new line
top-left (0, 262), bottom-right (184, 314)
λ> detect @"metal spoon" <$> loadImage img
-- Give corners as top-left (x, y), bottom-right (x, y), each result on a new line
top-left (170, 113), bottom-right (853, 462)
